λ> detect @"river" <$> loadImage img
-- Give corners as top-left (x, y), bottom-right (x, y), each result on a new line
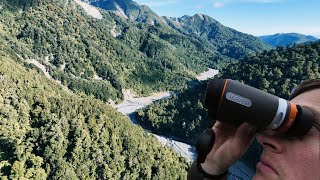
top-left (26, 55), bottom-right (218, 161)
top-left (111, 69), bottom-right (219, 162)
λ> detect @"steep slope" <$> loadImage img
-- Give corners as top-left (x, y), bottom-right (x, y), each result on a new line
top-left (0, 0), bottom-right (228, 103)
top-left (0, 51), bottom-right (189, 179)
top-left (74, 0), bottom-right (103, 19)
top-left (163, 14), bottom-right (271, 59)
top-left (259, 33), bottom-right (319, 47)
top-left (85, 0), bottom-right (270, 60)
top-left (84, 0), bottom-right (165, 24)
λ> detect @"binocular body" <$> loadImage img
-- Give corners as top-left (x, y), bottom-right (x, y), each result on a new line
top-left (204, 79), bottom-right (314, 136)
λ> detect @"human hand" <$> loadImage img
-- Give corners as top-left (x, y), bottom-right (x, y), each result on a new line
top-left (201, 122), bottom-right (256, 175)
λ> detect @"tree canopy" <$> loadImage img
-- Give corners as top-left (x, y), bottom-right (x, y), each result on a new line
top-left (0, 53), bottom-right (189, 179)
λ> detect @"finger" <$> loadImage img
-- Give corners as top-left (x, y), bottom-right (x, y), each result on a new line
top-left (229, 123), bottom-right (256, 157)
top-left (213, 121), bottom-right (238, 135)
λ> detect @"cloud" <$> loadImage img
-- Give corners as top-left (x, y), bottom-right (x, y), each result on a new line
top-left (213, 2), bottom-right (224, 8)
top-left (135, 0), bottom-right (179, 7)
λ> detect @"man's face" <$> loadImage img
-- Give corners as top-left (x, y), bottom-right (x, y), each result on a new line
top-left (253, 89), bottom-right (320, 180)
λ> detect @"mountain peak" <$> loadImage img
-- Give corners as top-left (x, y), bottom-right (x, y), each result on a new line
top-left (181, 15), bottom-right (191, 19)
top-left (194, 14), bottom-right (205, 20)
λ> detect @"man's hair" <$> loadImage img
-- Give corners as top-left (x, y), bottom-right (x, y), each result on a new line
top-left (289, 79), bottom-right (320, 100)
top-left (289, 79), bottom-right (320, 130)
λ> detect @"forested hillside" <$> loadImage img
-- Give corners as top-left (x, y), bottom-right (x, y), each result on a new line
top-left (0, 53), bottom-right (189, 179)
top-left (85, 0), bottom-right (270, 60)
top-left (0, 0), bottom-right (270, 104)
top-left (223, 42), bottom-right (320, 97)
top-left (163, 14), bottom-right (271, 59)
top-left (0, 0), bottom-right (228, 103)
top-left (0, 1), bottom-right (195, 179)
top-left (136, 42), bottom-right (320, 144)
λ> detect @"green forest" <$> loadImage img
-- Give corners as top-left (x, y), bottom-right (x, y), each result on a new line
top-left (0, 0), bottom-right (268, 103)
top-left (222, 42), bottom-right (320, 98)
top-left (163, 14), bottom-right (271, 59)
top-left (0, 0), bottom-right (216, 103)
top-left (0, 53), bottom-right (189, 179)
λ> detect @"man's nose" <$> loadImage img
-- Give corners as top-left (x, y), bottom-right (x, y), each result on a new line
top-left (256, 130), bottom-right (284, 153)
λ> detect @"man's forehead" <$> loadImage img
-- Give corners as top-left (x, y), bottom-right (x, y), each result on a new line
top-left (291, 88), bottom-right (320, 105)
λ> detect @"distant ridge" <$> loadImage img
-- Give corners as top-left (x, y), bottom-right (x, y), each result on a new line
top-left (259, 33), bottom-right (318, 47)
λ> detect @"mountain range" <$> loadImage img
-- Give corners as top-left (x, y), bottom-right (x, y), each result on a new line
top-left (0, 0), bottom-right (270, 103)
top-left (259, 33), bottom-right (318, 47)
top-left (84, 0), bottom-right (271, 59)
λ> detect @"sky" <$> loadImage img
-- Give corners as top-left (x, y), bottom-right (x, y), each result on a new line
top-left (134, 0), bottom-right (320, 38)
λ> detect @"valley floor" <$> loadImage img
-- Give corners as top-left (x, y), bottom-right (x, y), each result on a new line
top-left (114, 68), bottom-right (219, 162)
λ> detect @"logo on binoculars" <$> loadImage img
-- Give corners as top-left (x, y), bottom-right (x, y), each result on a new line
top-left (226, 92), bottom-right (252, 107)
